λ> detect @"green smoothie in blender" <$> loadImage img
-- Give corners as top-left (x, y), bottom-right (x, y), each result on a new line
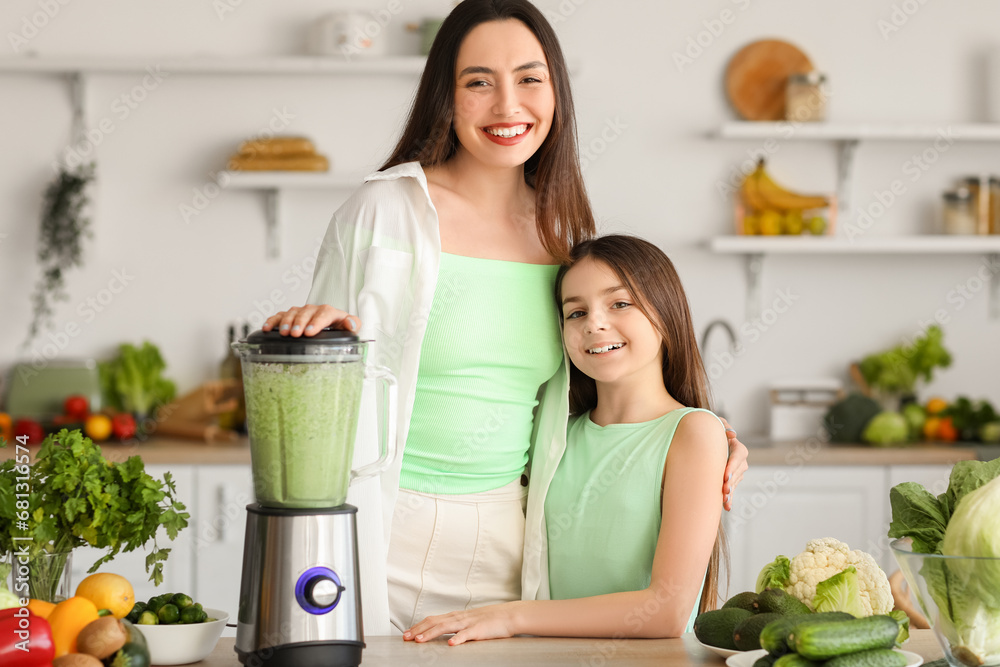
top-left (242, 360), bottom-right (364, 508)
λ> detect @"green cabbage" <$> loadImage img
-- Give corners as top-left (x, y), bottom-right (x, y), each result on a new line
top-left (862, 412), bottom-right (910, 446)
top-left (813, 566), bottom-right (866, 617)
top-left (755, 554), bottom-right (791, 593)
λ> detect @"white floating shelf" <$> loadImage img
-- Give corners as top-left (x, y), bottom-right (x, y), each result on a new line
top-left (718, 122), bottom-right (1000, 142)
top-left (710, 235), bottom-right (1000, 254)
top-left (221, 171), bottom-right (365, 259)
top-left (222, 171), bottom-right (365, 189)
top-left (0, 55), bottom-right (428, 75)
top-left (709, 235), bottom-right (1000, 321)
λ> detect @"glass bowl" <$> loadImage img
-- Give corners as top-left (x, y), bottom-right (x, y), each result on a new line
top-left (891, 538), bottom-right (1000, 667)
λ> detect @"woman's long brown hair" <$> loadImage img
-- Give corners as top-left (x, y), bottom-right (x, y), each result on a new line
top-left (380, 0), bottom-right (595, 263)
top-left (555, 235), bottom-right (730, 614)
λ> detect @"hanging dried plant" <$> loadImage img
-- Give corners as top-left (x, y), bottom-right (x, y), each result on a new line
top-left (25, 163), bottom-right (96, 345)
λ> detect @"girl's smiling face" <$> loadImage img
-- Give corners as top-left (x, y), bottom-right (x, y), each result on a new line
top-left (452, 19), bottom-right (555, 169)
top-left (560, 257), bottom-right (665, 388)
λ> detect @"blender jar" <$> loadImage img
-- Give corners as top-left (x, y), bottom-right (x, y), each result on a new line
top-left (233, 329), bottom-right (396, 509)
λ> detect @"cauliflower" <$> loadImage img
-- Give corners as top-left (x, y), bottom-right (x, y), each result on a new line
top-left (758, 537), bottom-right (894, 616)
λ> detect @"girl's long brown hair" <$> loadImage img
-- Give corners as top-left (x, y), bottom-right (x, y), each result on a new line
top-left (380, 0), bottom-right (595, 263)
top-left (555, 235), bottom-right (729, 614)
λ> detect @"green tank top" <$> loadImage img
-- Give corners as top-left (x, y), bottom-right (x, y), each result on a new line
top-left (545, 407), bottom-right (724, 632)
top-left (399, 252), bottom-right (562, 494)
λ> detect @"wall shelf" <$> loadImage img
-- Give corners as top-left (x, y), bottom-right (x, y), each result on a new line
top-left (0, 55), bottom-right (428, 76)
top-left (0, 55), bottom-right (425, 259)
top-left (709, 235), bottom-right (1000, 321)
top-left (716, 121), bottom-right (1000, 222)
top-left (222, 171), bottom-right (365, 258)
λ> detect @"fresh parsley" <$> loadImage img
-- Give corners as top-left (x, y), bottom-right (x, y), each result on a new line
top-left (0, 429), bottom-right (189, 585)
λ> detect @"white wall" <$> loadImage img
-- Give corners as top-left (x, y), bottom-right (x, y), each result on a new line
top-left (2, 0), bottom-right (998, 436)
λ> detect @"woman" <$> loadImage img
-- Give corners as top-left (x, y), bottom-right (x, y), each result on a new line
top-left (263, 0), bottom-right (748, 635)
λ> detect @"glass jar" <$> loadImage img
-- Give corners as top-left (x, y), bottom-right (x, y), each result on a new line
top-left (942, 188), bottom-right (977, 235)
top-left (990, 176), bottom-right (1000, 234)
top-left (959, 175), bottom-right (991, 234)
top-left (785, 72), bottom-right (827, 122)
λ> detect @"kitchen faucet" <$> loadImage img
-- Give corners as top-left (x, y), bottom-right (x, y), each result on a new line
top-left (698, 319), bottom-right (738, 421)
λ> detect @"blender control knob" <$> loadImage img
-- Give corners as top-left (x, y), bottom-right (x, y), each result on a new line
top-left (308, 577), bottom-right (345, 609)
top-left (295, 567), bottom-right (346, 615)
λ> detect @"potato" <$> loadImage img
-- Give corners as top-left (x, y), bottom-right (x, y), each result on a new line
top-left (76, 615), bottom-right (128, 660)
top-left (53, 654), bottom-right (104, 667)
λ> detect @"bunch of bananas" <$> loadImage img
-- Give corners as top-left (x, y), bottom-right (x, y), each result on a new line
top-left (739, 159), bottom-right (830, 236)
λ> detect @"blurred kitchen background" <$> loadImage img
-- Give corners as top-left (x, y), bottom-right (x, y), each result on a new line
top-left (1, 0), bottom-right (998, 439)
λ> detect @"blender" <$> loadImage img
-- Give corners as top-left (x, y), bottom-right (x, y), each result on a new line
top-left (232, 328), bottom-right (396, 667)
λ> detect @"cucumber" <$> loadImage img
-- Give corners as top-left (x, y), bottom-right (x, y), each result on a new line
top-left (753, 655), bottom-right (778, 667)
top-left (792, 615), bottom-right (900, 661)
top-left (734, 612), bottom-right (782, 650)
top-left (759, 612), bottom-right (854, 655)
top-left (754, 589), bottom-right (813, 616)
top-left (693, 608), bottom-right (753, 650)
top-left (824, 648), bottom-right (907, 667)
top-left (723, 591), bottom-right (759, 612)
top-left (773, 654), bottom-right (821, 667)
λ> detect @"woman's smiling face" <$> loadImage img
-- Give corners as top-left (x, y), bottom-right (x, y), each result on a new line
top-left (452, 19), bottom-right (556, 169)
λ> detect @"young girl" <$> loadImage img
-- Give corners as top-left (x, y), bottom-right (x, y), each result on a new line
top-left (403, 235), bottom-right (729, 643)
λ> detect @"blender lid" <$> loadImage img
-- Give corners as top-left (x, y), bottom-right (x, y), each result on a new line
top-left (240, 327), bottom-right (360, 356)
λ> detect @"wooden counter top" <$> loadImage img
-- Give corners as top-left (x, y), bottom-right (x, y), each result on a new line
top-left (189, 630), bottom-right (944, 666)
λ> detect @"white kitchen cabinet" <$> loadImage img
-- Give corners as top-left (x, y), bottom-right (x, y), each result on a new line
top-left (722, 465), bottom-right (887, 597)
top-left (191, 465), bottom-right (255, 616)
top-left (68, 465), bottom-right (195, 604)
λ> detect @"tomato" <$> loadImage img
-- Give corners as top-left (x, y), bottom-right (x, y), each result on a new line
top-left (14, 418), bottom-right (45, 445)
top-left (937, 417), bottom-right (959, 442)
top-left (63, 394), bottom-right (90, 420)
top-left (0, 412), bottom-right (11, 443)
top-left (112, 413), bottom-right (137, 440)
top-left (84, 414), bottom-right (113, 441)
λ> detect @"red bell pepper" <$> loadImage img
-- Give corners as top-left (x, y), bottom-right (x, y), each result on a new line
top-left (0, 606), bottom-right (55, 666)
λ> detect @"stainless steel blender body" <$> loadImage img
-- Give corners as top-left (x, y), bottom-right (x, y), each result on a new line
top-left (235, 504), bottom-right (362, 667)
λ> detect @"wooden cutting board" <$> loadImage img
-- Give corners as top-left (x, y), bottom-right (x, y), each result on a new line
top-left (725, 39), bottom-right (814, 121)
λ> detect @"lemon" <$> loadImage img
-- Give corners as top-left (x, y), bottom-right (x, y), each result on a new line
top-left (783, 210), bottom-right (804, 235)
top-left (759, 210), bottom-right (782, 236)
top-left (76, 572), bottom-right (136, 619)
top-left (743, 214), bottom-right (760, 235)
top-left (84, 414), bottom-right (112, 441)
top-left (807, 215), bottom-right (828, 235)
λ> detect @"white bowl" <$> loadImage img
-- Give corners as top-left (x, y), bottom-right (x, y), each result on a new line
top-left (134, 608), bottom-right (229, 665)
top-left (692, 633), bottom-right (743, 658)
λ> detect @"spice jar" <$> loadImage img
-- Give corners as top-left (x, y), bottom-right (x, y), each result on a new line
top-left (959, 175), bottom-right (991, 234)
top-left (785, 72), bottom-right (827, 122)
top-left (989, 176), bottom-right (1000, 234)
top-left (943, 188), bottom-right (977, 235)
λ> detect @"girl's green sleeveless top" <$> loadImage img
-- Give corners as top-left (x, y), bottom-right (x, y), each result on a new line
top-left (545, 407), bottom-right (723, 632)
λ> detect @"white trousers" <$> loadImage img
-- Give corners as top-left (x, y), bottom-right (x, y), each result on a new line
top-left (386, 477), bottom-right (528, 632)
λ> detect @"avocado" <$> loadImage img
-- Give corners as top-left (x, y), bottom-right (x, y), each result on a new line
top-left (753, 655), bottom-right (778, 667)
top-left (722, 591), bottom-right (759, 612)
top-left (693, 608), bottom-right (754, 650)
top-left (733, 612), bottom-right (783, 650)
top-left (754, 588), bottom-right (813, 616)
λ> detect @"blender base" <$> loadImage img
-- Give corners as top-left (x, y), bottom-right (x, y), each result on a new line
top-left (236, 640), bottom-right (364, 667)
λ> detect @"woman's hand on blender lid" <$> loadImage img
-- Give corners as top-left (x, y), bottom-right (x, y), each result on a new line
top-left (263, 305), bottom-right (361, 337)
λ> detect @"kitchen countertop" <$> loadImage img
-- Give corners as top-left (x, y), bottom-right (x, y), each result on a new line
top-left (189, 630), bottom-right (944, 666)
top-left (1, 435), bottom-right (989, 466)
